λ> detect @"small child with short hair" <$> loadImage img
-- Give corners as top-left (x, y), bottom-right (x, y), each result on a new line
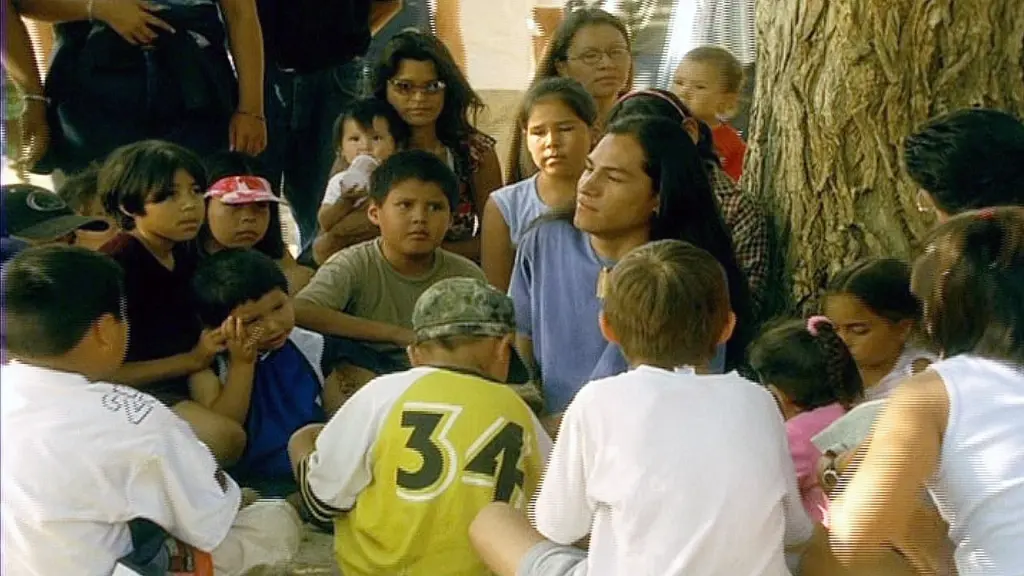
top-left (289, 277), bottom-right (551, 575)
top-left (823, 258), bottom-right (935, 401)
top-left (1, 246), bottom-right (301, 575)
top-left (295, 149), bottom-right (486, 413)
top-left (471, 240), bottom-right (827, 575)
top-left (672, 45), bottom-right (747, 182)
top-left (191, 249), bottom-right (327, 493)
top-left (314, 98), bottom-right (410, 264)
top-left (55, 165), bottom-right (120, 250)
top-left (749, 316), bottom-right (865, 523)
top-left (99, 140), bottom-right (243, 464)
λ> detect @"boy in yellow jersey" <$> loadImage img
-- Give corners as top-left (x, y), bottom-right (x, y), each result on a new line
top-left (288, 277), bottom-right (553, 576)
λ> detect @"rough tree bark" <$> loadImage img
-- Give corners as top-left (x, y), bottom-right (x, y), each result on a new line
top-left (744, 0), bottom-right (1024, 313)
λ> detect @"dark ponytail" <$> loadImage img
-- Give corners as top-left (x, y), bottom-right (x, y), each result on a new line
top-left (749, 317), bottom-right (864, 411)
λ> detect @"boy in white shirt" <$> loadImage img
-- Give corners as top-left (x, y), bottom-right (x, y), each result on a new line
top-left (470, 240), bottom-right (835, 576)
top-left (0, 246), bottom-right (301, 576)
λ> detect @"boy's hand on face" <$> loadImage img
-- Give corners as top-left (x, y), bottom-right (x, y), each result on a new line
top-left (223, 316), bottom-right (260, 366)
top-left (191, 328), bottom-right (227, 371)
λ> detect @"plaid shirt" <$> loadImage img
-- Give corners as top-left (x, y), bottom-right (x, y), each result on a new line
top-left (708, 163), bottom-right (769, 312)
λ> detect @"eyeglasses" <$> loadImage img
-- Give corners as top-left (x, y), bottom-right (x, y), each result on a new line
top-left (388, 79), bottom-right (447, 97)
top-left (568, 47), bottom-right (631, 67)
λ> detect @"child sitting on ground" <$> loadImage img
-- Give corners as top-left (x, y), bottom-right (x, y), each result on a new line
top-left (55, 165), bottom-right (120, 250)
top-left (672, 45), bottom-right (747, 182)
top-left (314, 98), bottom-right (410, 265)
top-left (1, 183), bottom-right (110, 258)
top-left (99, 140), bottom-right (242, 465)
top-left (191, 249), bottom-right (327, 496)
top-left (1, 246), bottom-right (301, 575)
top-left (471, 240), bottom-right (834, 576)
top-left (822, 258), bottom-right (935, 401)
top-left (294, 149), bottom-right (485, 414)
top-left (749, 316), bottom-right (864, 523)
top-left (203, 151), bottom-right (315, 295)
top-left (289, 277), bottom-right (551, 576)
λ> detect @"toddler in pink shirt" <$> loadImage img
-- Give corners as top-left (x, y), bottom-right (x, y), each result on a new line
top-left (749, 316), bottom-right (865, 522)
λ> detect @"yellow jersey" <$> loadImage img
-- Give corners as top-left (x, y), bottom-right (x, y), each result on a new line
top-left (299, 366), bottom-right (552, 576)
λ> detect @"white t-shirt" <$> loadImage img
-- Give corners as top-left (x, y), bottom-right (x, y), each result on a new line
top-left (1, 362), bottom-right (242, 576)
top-left (928, 355), bottom-right (1024, 575)
top-left (533, 366), bottom-right (814, 576)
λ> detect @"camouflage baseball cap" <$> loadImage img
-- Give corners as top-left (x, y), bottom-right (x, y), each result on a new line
top-left (413, 277), bottom-right (533, 386)
top-left (413, 277), bottom-right (516, 342)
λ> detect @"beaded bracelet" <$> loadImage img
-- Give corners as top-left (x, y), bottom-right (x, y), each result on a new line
top-left (23, 94), bottom-right (50, 105)
top-left (235, 110), bottom-right (266, 123)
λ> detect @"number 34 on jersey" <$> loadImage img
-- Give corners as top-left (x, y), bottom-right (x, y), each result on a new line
top-left (393, 402), bottom-right (540, 510)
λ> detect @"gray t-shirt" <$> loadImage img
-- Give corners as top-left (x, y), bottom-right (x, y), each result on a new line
top-left (296, 238), bottom-right (485, 359)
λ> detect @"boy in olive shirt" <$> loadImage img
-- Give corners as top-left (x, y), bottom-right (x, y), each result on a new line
top-left (294, 150), bottom-right (485, 413)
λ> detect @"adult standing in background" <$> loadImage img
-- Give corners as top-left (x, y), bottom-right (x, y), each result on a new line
top-left (19, 0), bottom-right (267, 174)
top-left (3, 0), bottom-right (50, 173)
top-left (255, 0), bottom-right (402, 261)
top-left (507, 7), bottom-right (633, 182)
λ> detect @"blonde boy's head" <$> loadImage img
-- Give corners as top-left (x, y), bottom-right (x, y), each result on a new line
top-left (672, 46), bottom-right (745, 124)
top-left (601, 240), bottom-right (735, 369)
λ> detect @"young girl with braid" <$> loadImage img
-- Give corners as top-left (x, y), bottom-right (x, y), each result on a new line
top-left (749, 316), bottom-right (864, 523)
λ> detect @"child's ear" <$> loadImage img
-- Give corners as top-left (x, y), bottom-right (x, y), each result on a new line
top-left (94, 313), bottom-right (124, 354)
top-left (367, 201), bottom-right (382, 226)
top-left (717, 311), bottom-right (737, 346)
top-left (598, 311), bottom-right (619, 345)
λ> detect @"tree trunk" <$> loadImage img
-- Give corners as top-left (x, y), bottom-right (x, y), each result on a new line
top-left (744, 0), bottom-right (1024, 313)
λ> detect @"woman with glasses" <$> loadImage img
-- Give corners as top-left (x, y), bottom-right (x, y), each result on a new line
top-left (508, 8), bottom-right (634, 182)
top-left (368, 30), bottom-right (504, 262)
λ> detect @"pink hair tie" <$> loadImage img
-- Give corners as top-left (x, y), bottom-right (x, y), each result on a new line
top-left (807, 315), bottom-right (832, 336)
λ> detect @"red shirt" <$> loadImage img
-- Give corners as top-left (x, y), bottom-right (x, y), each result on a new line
top-left (712, 123), bottom-right (747, 183)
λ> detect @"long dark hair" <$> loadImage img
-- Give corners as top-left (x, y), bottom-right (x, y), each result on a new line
top-left (914, 207), bottom-right (1024, 364)
top-left (368, 30), bottom-right (484, 150)
top-left (507, 8), bottom-right (632, 182)
top-left (750, 317), bottom-right (864, 411)
top-left (545, 115), bottom-right (754, 369)
top-left (606, 89), bottom-right (720, 168)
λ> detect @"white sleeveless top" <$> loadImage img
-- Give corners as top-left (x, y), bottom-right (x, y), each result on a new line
top-left (864, 346), bottom-right (937, 402)
top-left (928, 355), bottom-right (1024, 575)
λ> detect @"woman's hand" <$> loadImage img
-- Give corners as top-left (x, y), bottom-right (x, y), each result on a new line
top-left (229, 111), bottom-right (267, 156)
top-left (191, 327), bottom-right (226, 371)
top-left (92, 0), bottom-right (175, 46)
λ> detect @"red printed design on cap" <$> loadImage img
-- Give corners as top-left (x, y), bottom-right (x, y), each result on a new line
top-left (205, 176), bottom-right (281, 205)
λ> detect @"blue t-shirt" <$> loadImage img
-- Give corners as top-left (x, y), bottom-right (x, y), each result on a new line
top-left (511, 219), bottom-right (613, 413)
top-left (511, 220), bottom-right (727, 413)
top-left (217, 328), bottom-right (326, 483)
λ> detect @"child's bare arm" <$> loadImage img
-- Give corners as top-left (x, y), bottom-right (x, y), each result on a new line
top-left (188, 367), bottom-right (254, 425)
top-left (481, 197), bottom-right (515, 291)
top-left (317, 197), bottom-right (358, 232)
top-left (288, 423), bottom-right (324, 479)
top-left (293, 300), bottom-right (414, 346)
top-left (108, 329), bottom-right (224, 387)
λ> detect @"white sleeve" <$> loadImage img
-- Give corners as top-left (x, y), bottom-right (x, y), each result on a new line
top-left (529, 392), bottom-right (593, 545)
top-left (321, 172), bottom-right (346, 206)
top-left (126, 406), bottom-right (241, 552)
top-left (298, 372), bottom-right (413, 522)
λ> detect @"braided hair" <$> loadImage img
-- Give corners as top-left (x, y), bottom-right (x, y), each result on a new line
top-left (749, 316), bottom-right (864, 411)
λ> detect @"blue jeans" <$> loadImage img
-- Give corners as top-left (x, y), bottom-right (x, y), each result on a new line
top-left (258, 60), bottom-right (365, 253)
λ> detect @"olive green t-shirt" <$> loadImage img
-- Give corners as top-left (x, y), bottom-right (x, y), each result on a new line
top-left (296, 238), bottom-right (485, 360)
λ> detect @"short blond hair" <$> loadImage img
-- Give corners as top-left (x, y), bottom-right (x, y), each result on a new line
top-left (683, 45), bottom-right (744, 94)
top-left (603, 240), bottom-right (731, 367)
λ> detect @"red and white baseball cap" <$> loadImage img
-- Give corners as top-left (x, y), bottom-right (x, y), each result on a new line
top-left (205, 176), bottom-right (283, 205)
